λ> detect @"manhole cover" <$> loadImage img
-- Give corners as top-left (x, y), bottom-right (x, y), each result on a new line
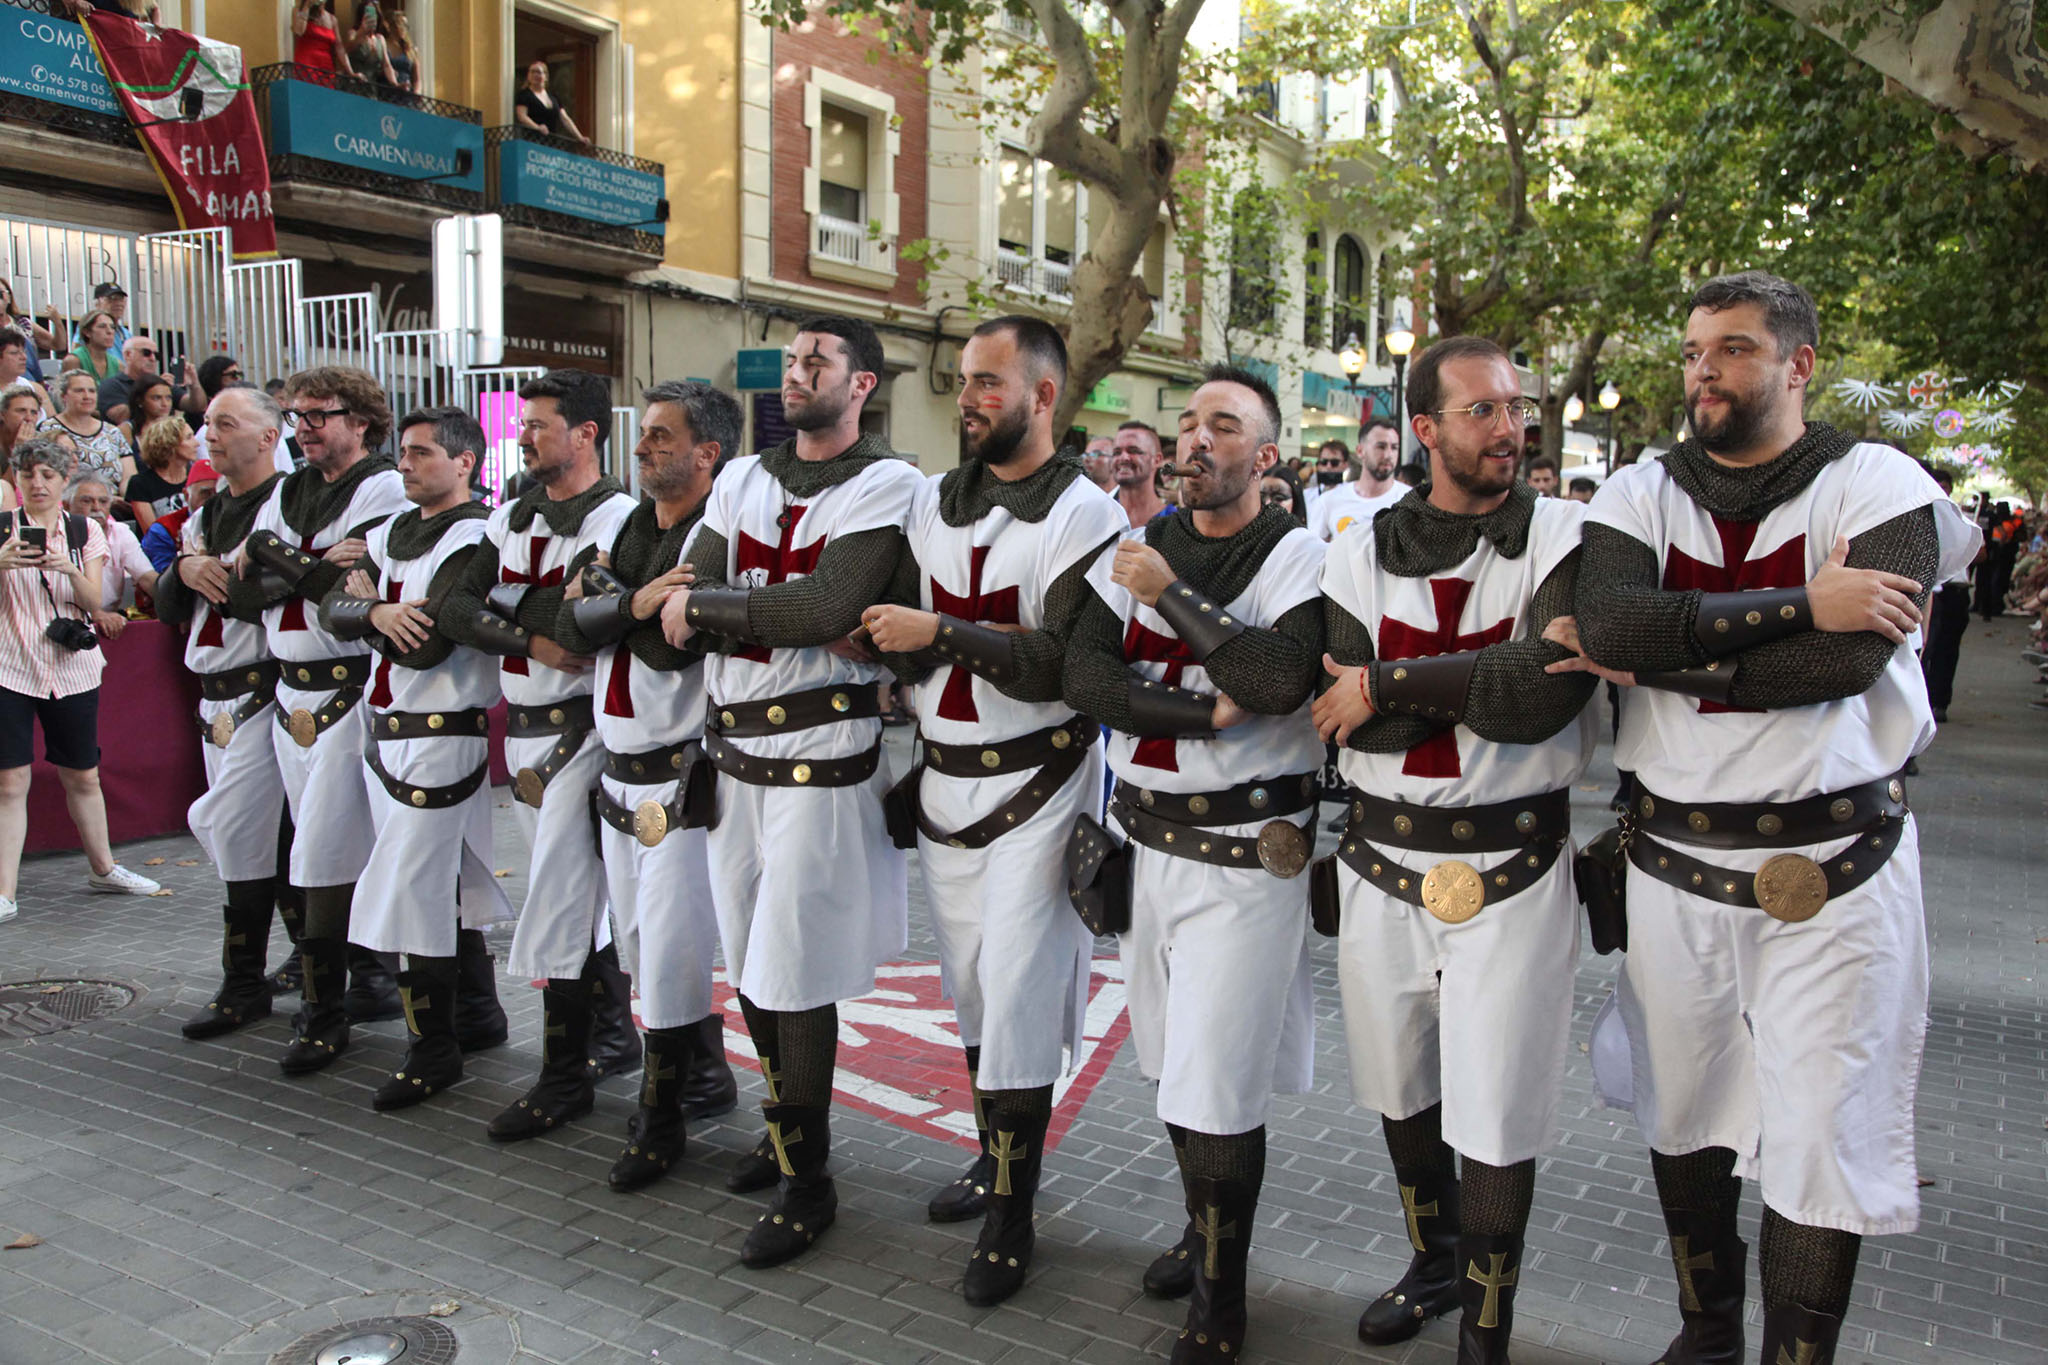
top-left (0, 980), bottom-right (136, 1038)
top-left (272, 1317), bottom-right (457, 1365)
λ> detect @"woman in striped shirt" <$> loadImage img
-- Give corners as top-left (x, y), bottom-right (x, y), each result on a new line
top-left (0, 435), bottom-right (158, 924)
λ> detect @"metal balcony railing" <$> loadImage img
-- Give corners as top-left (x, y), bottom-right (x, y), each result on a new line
top-left (249, 63), bottom-right (486, 212)
top-left (995, 248), bottom-right (1073, 300)
top-left (814, 214), bottom-right (867, 265)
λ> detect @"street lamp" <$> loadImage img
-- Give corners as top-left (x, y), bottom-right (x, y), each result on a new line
top-left (1383, 309), bottom-right (1415, 462)
top-left (1339, 332), bottom-right (1365, 393)
top-left (1563, 393), bottom-right (1585, 424)
top-left (1598, 380), bottom-right (1621, 474)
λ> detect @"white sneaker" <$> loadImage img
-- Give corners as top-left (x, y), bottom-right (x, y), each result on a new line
top-left (87, 864), bottom-right (159, 895)
top-left (0, 895), bottom-right (16, 923)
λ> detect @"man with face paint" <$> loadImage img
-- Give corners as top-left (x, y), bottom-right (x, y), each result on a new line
top-left (1310, 419), bottom-right (1406, 541)
top-left (659, 315), bottom-right (920, 1269)
top-left (1566, 273), bottom-right (1979, 1365)
top-left (858, 316), bottom-right (1123, 1306)
top-left (440, 368), bottom-right (641, 1142)
top-left (1312, 337), bottom-right (1598, 1364)
top-left (551, 381), bottom-right (743, 1190)
top-left (1064, 364), bottom-right (1327, 1364)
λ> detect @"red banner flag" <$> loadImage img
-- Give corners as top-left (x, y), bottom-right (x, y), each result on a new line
top-left (84, 12), bottom-right (276, 260)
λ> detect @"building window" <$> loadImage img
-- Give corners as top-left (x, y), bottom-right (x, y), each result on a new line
top-left (803, 72), bottom-right (899, 289)
top-left (1228, 186), bottom-right (1279, 334)
top-left (1331, 234), bottom-right (1366, 348)
top-left (816, 101), bottom-right (869, 257)
top-left (1376, 250), bottom-right (1397, 359)
top-left (1303, 231), bottom-right (1324, 348)
top-left (994, 146), bottom-right (1080, 300)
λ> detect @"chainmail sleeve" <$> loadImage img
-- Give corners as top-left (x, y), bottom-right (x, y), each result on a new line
top-left (1202, 598), bottom-right (1323, 715)
top-left (626, 620), bottom-right (705, 674)
top-left (1574, 522), bottom-right (1706, 673)
top-left (1725, 505), bottom-right (1938, 709)
top-left (1001, 544), bottom-right (1113, 705)
top-left (680, 525), bottom-right (729, 589)
top-left (435, 535), bottom-right (501, 648)
top-left (744, 527), bottom-right (905, 648)
top-left (873, 539), bottom-right (936, 685)
top-left (1323, 599), bottom-right (1444, 754)
top-left (1064, 585), bottom-right (1148, 733)
top-left (1460, 552), bottom-right (1598, 745)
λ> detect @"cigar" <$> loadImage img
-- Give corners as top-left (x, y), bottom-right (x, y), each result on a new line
top-left (1160, 461), bottom-right (1205, 477)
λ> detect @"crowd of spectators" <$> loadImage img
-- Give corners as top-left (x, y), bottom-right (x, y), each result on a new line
top-left (292, 2), bottom-right (423, 96)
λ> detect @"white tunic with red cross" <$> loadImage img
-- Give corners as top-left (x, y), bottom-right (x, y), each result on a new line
top-left (350, 513), bottom-right (513, 957)
top-left (179, 500), bottom-right (273, 680)
top-left (1323, 495), bottom-right (1594, 808)
top-left (251, 468), bottom-right (409, 669)
top-left (486, 490), bottom-right (637, 708)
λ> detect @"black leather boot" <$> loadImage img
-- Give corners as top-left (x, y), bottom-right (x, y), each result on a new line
top-left (1455, 1232), bottom-right (1523, 1365)
top-left (1758, 1303), bottom-right (1842, 1365)
top-left (1358, 1172), bottom-right (1463, 1344)
top-left (584, 944), bottom-right (642, 1081)
top-left (928, 1046), bottom-right (992, 1223)
top-left (739, 1102), bottom-right (837, 1268)
top-left (1168, 1175), bottom-right (1258, 1363)
top-left (961, 1091), bottom-right (1050, 1307)
top-left (609, 1025), bottom-right (691, 1191)
top-left (1649, 1209), bottom-right (1747, 1364)
top-left (279, 937), bottom-right (350, 1075)
top-left (373, 957), bottom-right (463, 1111)
top-left (267, 882), bottom-right (304, 996)
top-left (183, 889), bottom-right (274, 1040)
top-left (453, 927), bottom-right (509, 1053)
top-left (1144, 1125), bottom-right (1197, 1299)
top-left (727, 1132), bottom-right (782, 1193)
top-left (343, 944), bottom-right (404, 1024)
top-left (680, 1012), bottom-right (738, 1119)
top-left (486, 978), bottom-right (595, 1141)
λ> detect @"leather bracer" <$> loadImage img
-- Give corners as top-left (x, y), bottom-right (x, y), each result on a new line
top-left (1124, 677), bottom-right (1216, 738)
top-left (682, 587), bottom-right (756, 643)
top-left (321, 594), bottom-right (380, 641)
top-left (244, 529), bottom-right (320, 588)
top-left (1371, 651), bottom-right (1481, 725)
top-left (1693, 587), bottom-right (1810, 657)
top-left (930, 616), bottom-right (1017, 684)
top-left (468, 609), bottom-right (533, 657)
top-left (485, 580), bottom-right (531, 620)
top-left (570, 586), bottom-right (637, 648)
top-left (1152, 581), bottom-right (1247, 661)
top-left (1638, 661), bottom-right (1736, 704)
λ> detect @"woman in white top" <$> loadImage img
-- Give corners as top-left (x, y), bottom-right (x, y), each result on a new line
top-left (0, 435), bottom-right (159, 924)
top-left (40, 371), bottom-right (133, 491)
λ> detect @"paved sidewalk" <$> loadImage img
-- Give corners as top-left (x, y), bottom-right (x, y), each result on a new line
top-left (0, 618), bottom-right (2043, 1365)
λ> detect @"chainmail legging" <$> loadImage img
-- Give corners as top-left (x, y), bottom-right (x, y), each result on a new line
top-left (737, 994), bottom-right (837, 1108)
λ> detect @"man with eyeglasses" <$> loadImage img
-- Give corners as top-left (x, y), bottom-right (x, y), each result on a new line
top-left (1564, 272), bottom-right (1980, 1365)
top-left (239, 367), bottom-right (411, 1075)
top-left (1312, 337), bottom-right (1598, 1364)
top-left (1310, 420), bottom-right (1406, 541)
top-left (97, 335), bottom-right (206, 429)
top-left (1109, 419), bottom-right (1170, 530)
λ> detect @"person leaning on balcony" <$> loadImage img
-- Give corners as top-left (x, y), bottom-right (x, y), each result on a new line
top-left (292, 1), bottom-right (354, 81)
top-left (384, 13), bottom-right (420, 94)
top-left (345, 4), bottom-right (400, 88)
top-left (516, 60), bottom-right (590, 146)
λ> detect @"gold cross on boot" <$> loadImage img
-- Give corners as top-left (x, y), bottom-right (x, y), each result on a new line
top-left (1777, 1342), bottom-right (1818, 1365)
top-left (1467, 1252), bottom-right (1518, 1329)
top-left (1670, 1235), bottom-right (1715, 1313)
top-left (1195, 1203), bottom-right (1238, 1280)
top-left (1398, 1183), bottom-right (1439, 1253)
top-left (640, 1053), bottom-right (676, 1108)
top-left (766, 1118), bottom-right (803, 1176)
top-left (398, 983), bottom-right (425, 1037)
top-left (760, 1059), bottom-right (782, 1103)
top-left (989, 1130), bottom-right (1027, 1196)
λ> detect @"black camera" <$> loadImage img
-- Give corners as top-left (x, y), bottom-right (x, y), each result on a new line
top-left (44, 617), bottom-right (98, 653)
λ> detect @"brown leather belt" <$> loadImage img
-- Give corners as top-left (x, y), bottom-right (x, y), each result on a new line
top-left (1336, 832), bottom-right (1566, 923)
top-left (916, 718), bottom-right (1094, 851)
top-left (274, 681), bottom-right (364, 749)
top-left (605, 741), bottom-right (695, 785)
top-left (705, 731), bottom-right (881, 789)
top-left (198, 660), bottom-right (279, 701)
top-left (278, 654), bottom-right (371, 691)
top-left (596, 778), bottom-right (709, 847)
top-left (369, 707), bottom-right (492, 741)
top-left (1109, 794), bottom-right (1315, 878)
top-left (1629, 774), bottom-right (1907, 850)
top-left (506, 695), bottom-right (595, 737)
top-left (197, 690), bottom-right (274, 749)
top-left (1343, 787), bottom-right (1571, 853)
top-left (364, 739), bottom-right (489, 811)
top-left (709, 684), bottom-right (880, 738)
top-left (1112, 773), bottom-right (1318, 827)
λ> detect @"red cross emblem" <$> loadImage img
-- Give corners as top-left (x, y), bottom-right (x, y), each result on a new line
top-left (500, 533), bottom-right (564, 677)
top-left (1377, 577), bottom-right (1514, 778)
top-left (1662, 517), bottom-right (1807, 715)
top-left (731, 505), bottom-right (824, 663)
top-left (1122, 616), bottom-right (1200, 771)
top-left (602, 636), bottom-right (635, 719)
top-left (279, 533), bottom-right (320, 632)
top-left (367, 573), bottom-right (404, 708)
top-left (928, 545), bottom-right (1019, 722)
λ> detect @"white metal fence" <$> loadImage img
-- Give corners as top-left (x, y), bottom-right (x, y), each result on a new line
top-left (226, 257), bottom-right (305, 387)
top-left (134, 227), bottom-right (232, 375)
top-left (300, 291), bottom-right (379, 372)
top-left (457, 365), bottom-right (544, 502)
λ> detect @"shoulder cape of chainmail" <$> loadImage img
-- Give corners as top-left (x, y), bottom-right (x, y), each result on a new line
top-left (936, 449), bottom-right (1084, 527)
top-left (279, 455), bottom-right (397, 537)
top-left (757, 431), bottom-right (901, 498)
top-left (1374, 481), bottom-right (1536, 577)
top-left (1144, 503), bottom-right (1299, 606)
top-left (506, 474), bottom-right (627, 534)
top-left (197, 472), bottom-right (284, 554)
top-left (1660, 421), bottom-right (1860, 522)
top-left (382, 500), bottom-right (490, 562)
top-left (609, 495), bottom-right (706, 589)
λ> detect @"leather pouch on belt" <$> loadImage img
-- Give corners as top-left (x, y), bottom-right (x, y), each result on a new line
top-left (681, 756), bottom-right (720, 832)
top-left (881, 762), bottom-right (923, 851)
top-left (1065, 813), bottom-right (1132, 936)
top-left (1574, 824), bottom-right (1629, 955)
top-left (1308, 853), bottom-right (1342, 938)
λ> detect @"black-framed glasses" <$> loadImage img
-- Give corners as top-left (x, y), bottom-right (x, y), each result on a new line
top-left (288, 406), bottom-right (349, 429)
top-left (1433, 399), bottom-right (1541, 427)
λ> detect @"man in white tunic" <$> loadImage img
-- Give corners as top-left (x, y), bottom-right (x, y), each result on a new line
top-left (861, 316), bottom-right (1124, 1306)
top-left (242, 367), bottom-right (409, 1075)
top-left (1567, 272), bottom-right (1980, 1365)
top-left (1313, 338), bottom-right (1598, 1364)
top-left (1309, 418), bottom-right (1406, 541)
top-left (318, 406), bottom-right (511, 1112)
top-left (552, 381), bottom-right (742, 1190)
top-left (1063, 365), bottom-right (1326, 1364)
top-left (662, 315), bottom-right (919, 1269)
top-left (441, 369), bottom-right (639, 1142)
top-left (159, 385), bottom-right (290, 1042)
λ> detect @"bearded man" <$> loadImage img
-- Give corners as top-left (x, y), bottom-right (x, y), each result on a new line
top-left (1309, 419), bottom-right (1406, 541)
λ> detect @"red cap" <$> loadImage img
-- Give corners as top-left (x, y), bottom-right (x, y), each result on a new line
top-left (185, 457), bottom-right (219, 485)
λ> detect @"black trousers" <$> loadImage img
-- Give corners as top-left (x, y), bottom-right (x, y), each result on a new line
top-left (1922, 582), bottom-right (1971, 711)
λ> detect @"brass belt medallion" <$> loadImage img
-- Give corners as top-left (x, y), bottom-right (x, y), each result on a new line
top-left (633, 799), bottom-right (669, 848)
top-left (210, 712), bottom-right (236, 748)
top-left (1256, 820), bottom-right (1310, 878)
top-left (287, 708), bottom-right (318, 748)
top-left (1421, 859), bottom-right (1485, 923)
top-left (513, 767), bottom-right (547, 808)
top-left (1753, 853), bottom-right (1827, 922)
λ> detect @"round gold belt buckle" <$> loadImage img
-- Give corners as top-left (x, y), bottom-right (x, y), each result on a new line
top-left (1754, 852), bottom-right (1827, 923)
top-left (633, 799), bottom-right (669, 848)
top-left (514, 767), bottom-right (547, 807)
top-left (1256, 819), bottom-right (1310, 878)
top-left (1421, 859), bottom-right (1485, 923)
top-left (287, 708), bottom-right (318, 748)
top-left (210, 711), bottom-right (236, 747)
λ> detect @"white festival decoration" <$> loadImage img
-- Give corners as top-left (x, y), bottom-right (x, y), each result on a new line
top-left (1879, 407), bottom-right (1931, 434)
top-left (1830, 377), bottom-right (1896, 410)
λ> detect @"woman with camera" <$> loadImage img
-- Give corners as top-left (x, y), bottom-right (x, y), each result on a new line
top-left (0, 435), bottom-right (159, 924)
